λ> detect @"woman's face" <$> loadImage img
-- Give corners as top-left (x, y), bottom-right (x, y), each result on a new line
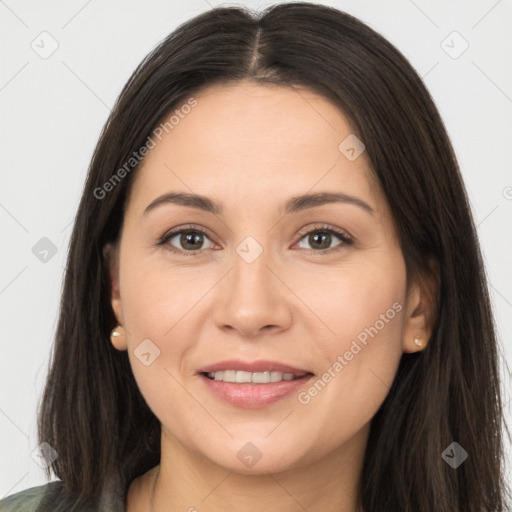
top-left (108, 80), bottom-right (428, 474)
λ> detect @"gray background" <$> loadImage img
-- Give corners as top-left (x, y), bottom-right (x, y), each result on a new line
top-left (1, 0), bottom-right (511, 498)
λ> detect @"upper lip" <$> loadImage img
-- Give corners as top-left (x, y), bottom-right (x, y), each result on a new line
top-left (198, 359), bottom-right (313, 376)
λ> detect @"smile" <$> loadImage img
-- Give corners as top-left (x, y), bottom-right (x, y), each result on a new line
top-left (204, 370), bottom-right (308, 383)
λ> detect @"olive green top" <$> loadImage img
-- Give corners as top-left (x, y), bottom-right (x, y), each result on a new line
top-left (0, 476), bottom-right (126, 512)
top-left (0, 483), bottom-right (51, 512)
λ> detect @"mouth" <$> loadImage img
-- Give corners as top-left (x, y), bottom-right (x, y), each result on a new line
top-left (201, 370), bottom-right (310, 383)
top-left (196, 359), bottom-right (315, 408)
top-left (197, 359), bottom-right (313, 377)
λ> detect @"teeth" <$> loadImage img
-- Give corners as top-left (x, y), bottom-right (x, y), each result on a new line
top-left (206, 370), bottom-right (305, 383)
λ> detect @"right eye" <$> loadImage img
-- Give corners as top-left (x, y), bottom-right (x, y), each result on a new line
top-left (157, 225), bottom-right (216, 255)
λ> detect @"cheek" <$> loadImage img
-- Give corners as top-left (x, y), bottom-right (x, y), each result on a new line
top-left (299, 252), bottom-right (406, 354)
top-left (117, 252), bottom-right (219, 398)
top-left (118, 258), bottom-right (211, 435)
top-left (120, 252), bottom-right (211, 340)
top-left (295, 253), bottom-right (406, 430)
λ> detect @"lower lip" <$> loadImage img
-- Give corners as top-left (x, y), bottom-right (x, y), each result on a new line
top-left (199, 373), bottom-right (314, 408)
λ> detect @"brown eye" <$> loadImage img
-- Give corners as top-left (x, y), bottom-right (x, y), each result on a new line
top-left (173, 231), bottom-right (207, 251)
top-left (158, 225), bottom-right (214, 255)
top-left (304, 231), bottom-right (334, 250)
top-left (296, 225), bottom-right (353, 254)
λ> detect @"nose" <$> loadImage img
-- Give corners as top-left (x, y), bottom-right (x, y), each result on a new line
top-left (212, 243), bottom-right (293, 338)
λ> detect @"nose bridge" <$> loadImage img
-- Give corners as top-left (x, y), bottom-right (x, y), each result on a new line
top-left (231, 233), bottom-right (275, 302)
top-left (213, 232), bottom-right (292, 335)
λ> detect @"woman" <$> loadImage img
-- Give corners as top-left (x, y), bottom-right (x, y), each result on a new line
top-left (0, 2), bottom-right (509, 511)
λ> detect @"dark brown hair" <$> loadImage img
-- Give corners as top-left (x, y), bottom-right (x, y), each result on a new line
top-left (36, 3), bottom-right (510, 511)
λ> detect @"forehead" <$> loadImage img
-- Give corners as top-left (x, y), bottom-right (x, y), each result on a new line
top-left (127, 80), bottom-right (383, 216)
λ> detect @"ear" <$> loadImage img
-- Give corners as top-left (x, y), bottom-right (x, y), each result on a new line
top-left (103, 242), bottom-right (124, 329)
top-left (402, 257), bottom-right (439, 353)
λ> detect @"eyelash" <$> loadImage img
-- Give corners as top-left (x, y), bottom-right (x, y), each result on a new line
top-left (157, 223), bottom-right (354, 256)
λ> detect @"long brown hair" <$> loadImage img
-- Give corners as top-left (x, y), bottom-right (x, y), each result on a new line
top-left (36, 3), bottom-right (510, 510)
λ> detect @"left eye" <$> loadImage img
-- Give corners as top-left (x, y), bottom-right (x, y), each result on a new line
top-left (296, 228), bottom-right (352, 252)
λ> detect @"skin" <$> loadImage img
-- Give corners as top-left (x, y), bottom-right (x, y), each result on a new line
top-left (106, 80), bottom-right (436, 512)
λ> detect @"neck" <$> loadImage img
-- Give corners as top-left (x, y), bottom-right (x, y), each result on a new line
top-left (127, 424), bottom-right (369, 512)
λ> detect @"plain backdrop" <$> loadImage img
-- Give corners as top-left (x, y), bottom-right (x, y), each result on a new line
top-left (1, 0), bottom-right (511, 499)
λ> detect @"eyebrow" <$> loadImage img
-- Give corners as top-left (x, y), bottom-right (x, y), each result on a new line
top-left (143, 191), bottom-right (375, 217)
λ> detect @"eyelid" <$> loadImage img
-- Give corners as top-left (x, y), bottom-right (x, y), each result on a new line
top-left (295, 224), bottom-right (353, 244)
top-left (157, 223), bottom-right (217, 252)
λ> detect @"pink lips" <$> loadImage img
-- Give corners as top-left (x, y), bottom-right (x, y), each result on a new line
top-left (197, 359), bottom-right (314, 408)
top-left (198, 359), bottom-right (310, 375)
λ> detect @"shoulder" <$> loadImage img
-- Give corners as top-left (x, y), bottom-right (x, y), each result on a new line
top-left (0, 481), bottom-right (64, 512)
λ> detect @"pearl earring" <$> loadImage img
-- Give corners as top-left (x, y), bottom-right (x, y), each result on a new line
top-left (414, 336), bottom-right (423, 348)
top-left (110, 325), bottom-right (125, 350)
